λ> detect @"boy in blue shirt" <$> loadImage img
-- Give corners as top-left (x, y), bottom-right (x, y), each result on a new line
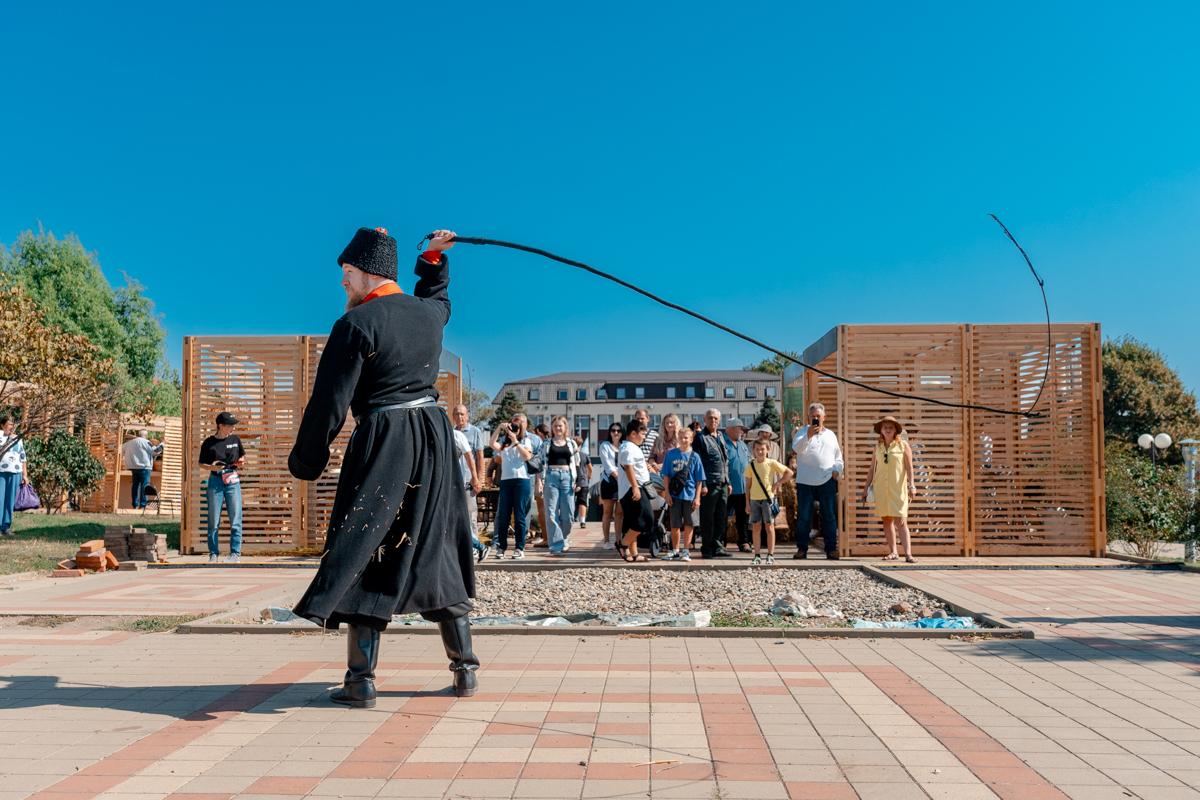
top-left (660, 426), bottom-right (706, 561)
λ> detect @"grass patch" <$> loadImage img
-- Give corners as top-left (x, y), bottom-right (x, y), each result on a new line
top-left (104, 614), bottom-right (206, 633)
top-left (18, 615), bottom-right (79, 628)
top-left (2, 512), bottom-right (179, 575)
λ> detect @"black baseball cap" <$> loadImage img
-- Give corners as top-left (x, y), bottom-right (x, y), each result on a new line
top-left (216, 412), bottom-right (240, 426)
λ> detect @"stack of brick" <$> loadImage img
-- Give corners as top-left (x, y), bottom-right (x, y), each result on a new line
top-left (104, 526), bottom-right (131, 562)
top-left (73, 540), bottom-right (109, 572)
top-left (128, 529), bottom-right (167, 562)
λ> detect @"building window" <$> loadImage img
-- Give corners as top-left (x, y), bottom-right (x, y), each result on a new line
top-left (705, 387), bottom-right (714, 398)
top-left (616, 387), bottom-right (626, 399)
top-left (649, 415), bottom-right (661, 429)
top-left (598, 414), bottom-right (614, 434)
top-left (740, 414), bottom-right (755, 428)
top-left (557, 390), bottom-right (568, 401)
top-left (574, 415), bottom-right (590, 439)
top-left (529, 415), bottom-right (544, 428)
top-left (745, 387), bottom-right (757, 399)
top-left (576, 389), bottom-right (587, 401)
top-left (635, 387), bottom-right (645, 399)
top-left (724, 387), bottom-right (735, 398)
top-left (528, 389), bottom-right (539, 401)
top-left (666, 386), bottom-right (676, 399)
top-left (596, 388), bottom-right (607, 399)
top-left (686, 386), bottom-right (696, 399)
top-left (766, 386), bottom-right (777, 397)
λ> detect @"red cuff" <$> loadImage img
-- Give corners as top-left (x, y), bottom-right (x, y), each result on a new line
top-left (421, 250), bottom-right (441, 264)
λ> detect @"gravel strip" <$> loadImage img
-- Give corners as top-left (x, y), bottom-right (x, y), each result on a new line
top-left (473, 568), bottom-right (946, 622)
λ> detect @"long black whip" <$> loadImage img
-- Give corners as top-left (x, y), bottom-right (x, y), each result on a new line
top-left (422, 222), bottom-right (1050, 419)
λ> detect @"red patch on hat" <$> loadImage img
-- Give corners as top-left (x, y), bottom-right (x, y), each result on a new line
top-left (375, 227), bottom-right (387, 235)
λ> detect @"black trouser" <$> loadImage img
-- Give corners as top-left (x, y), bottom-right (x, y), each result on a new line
top-left (796, 478), bottom-right (839, 553)
top-left (729, 493), bottom-right (750, 546)
top-left (699, 482), bottom-right (729, 557)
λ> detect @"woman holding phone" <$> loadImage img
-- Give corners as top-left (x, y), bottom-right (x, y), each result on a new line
top-left (198, 411), bottom-right (246, 563)
top-left (599, 423), bottom-right (624, 551)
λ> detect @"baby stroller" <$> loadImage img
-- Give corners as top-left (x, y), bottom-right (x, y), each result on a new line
top-left (637, 474), bottom-right (669, 558)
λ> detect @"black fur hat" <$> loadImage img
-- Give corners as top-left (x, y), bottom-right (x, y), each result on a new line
top-left (337, 227), bottom-right (397, 281)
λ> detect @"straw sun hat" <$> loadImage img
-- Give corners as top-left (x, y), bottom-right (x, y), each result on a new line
top-left (872, 415), bottom-right (905, 435)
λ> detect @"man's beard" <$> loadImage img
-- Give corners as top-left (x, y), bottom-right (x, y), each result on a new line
top-left (344, 285), bottom-right (370, 312)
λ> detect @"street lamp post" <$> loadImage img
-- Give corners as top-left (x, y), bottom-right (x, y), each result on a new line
top-left (1181, 438), bottom-right (1198, 563)
top-left (1137, 432), bottom-right (1173, 467)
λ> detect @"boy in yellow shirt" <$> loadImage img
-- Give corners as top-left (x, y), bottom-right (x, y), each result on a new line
top-left (744, 440), bottom-right (794, 564)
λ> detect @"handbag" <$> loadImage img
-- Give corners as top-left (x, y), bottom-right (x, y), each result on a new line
top-left (525, 437), bottom-right (545, 475)
top-left (14, 482), bottom-right (40, 511)
top-left (749, 461), bottom-right (781, 517)
top-left (220, 470), bottom-right (240, 486)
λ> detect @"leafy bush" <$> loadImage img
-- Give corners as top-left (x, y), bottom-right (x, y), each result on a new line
top-left (24, 431), bottom-right (105, 513)
top-left (1105, 441), bottom-right (1193, 558)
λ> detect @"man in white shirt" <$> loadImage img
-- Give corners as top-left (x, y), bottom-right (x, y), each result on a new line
top-left (790, 402), bottom-right (844, 560)
top-left (121, 429), bottom-right (164, 509)
top-left (452, 404), bottom-right (487, 545)
top-left (453, 427), bottom-right (485, 562)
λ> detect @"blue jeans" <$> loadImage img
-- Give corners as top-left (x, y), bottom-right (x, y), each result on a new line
top-left (543, 468), bottom-right (574, 554)
top-left (494, 478), bottom-right (531, 553)
top-left (0, 472), bottom-right (19, 531)
top-left (796, 478), bottom-right (839, 553)
top-left (206, 476), bottom-right (243, 555)
top-left (130, 468), bottom-right (151, 508)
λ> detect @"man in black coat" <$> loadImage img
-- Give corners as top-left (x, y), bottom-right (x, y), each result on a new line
top-left (288, 226), bottom-right (479, 707)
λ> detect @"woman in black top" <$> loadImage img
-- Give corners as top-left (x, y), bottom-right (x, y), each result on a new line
top-left (197, 411), bottom-right (245, 563)
top-left (537, 416), bottom-right (577, 555)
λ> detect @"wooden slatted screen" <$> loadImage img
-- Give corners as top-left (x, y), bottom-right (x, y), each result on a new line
top-left (801, 322), bottom-right (1103, 556)
top-left (80, 414), bottom-right (182, 514)
top-left (970, 324), bottom-right (1103, 555)
top-left (183, 335), bottom-right (463, 553)
top-left (840, 325), bottom-right (969, 556)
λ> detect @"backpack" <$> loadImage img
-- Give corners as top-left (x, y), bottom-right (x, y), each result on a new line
top-left (668, 451), bottom-right (696, 497)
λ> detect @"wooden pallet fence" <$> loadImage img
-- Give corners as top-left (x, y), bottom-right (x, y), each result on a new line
top-left (792, 323), bottom-right (1103, 557)
top-left (182, 335), bottom-right (463, 553)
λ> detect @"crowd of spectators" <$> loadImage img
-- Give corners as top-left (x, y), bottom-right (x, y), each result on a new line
top-left (463, 399), bottom-right (916, 563)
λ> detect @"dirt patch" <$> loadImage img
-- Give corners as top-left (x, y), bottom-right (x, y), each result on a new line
top-left (0, 614), bottom-right (205, 632)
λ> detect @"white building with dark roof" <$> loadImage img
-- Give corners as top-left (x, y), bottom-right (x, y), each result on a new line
top-left (491, 370), bottom-right (782, 451)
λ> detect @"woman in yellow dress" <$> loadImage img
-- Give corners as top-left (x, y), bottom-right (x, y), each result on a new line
top-left (860, 416), bottom-right (918, 562)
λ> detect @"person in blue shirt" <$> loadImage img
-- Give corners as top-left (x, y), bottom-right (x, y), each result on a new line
top-left (722, 419), bottom-right (752, 552)
top-left (659, 426), bottom-right (707, 561)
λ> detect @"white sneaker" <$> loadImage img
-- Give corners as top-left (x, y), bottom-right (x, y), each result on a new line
top-left (493, 549), bottom-right (504, 560)
top-left (661, 550), bottom-right (678, 560)
top-left (208, 553), bottom-right (218, 563)
top-left (513, 550), bottom-right (525, 560)
top-left (563, 539), bottom-right (571, 552)
top-left (603, 541), bottom-right (615, 550)
top-left (681, 551), bottom-right (691, 562)
top-left (225, 554), bottom-right (240, 563)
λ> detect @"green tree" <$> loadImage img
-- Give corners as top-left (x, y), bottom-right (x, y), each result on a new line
top-left (490, 389), bottom-right (526, 431)
top-left (1, 227), bottom-right (181, 415)
top-left (464, 386), bottom-right (494, 428)
top-left (24, 430), bottom-right (106, 513)
top-left (752, 394), bottom-right (781, 432)
top-left (745, 351), bottom-right (800, 375)
top-left (1103, 336), bottom-right (1199, 464)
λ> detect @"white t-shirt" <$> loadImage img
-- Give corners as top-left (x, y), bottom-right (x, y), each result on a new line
top-left (453, 429), bottom-right (473, 486)
top-left (617, 441), bottom-right (650, 498)
top-left (0, 434), bottom-right (26, 474)
top-left (500, 434), bottom-right (537, 481)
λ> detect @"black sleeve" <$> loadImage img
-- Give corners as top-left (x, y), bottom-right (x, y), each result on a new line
top-left (288, 318), bottom-right (369, 481)
top-left (236, 438), bottom-right (245, 463)
top-left (198, 438), bottom-right (213, 465)
top-left (413, 253), bottom-right (451, 324)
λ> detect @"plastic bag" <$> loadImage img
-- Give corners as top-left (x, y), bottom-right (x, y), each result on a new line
top-left (14, 483), bottom-right (40, 511)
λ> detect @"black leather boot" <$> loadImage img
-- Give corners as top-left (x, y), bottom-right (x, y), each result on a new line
top-left (438, 616), bottom-right (479, 697)
top-left (330, 623), bottom-right (379, 708)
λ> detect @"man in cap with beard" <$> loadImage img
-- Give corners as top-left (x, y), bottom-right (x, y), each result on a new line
top-left (288, 227), bottom-right (478, 707)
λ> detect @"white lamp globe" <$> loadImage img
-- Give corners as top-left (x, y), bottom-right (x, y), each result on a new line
top-left (1138, 434), bottom-right (1154, 450)
top-left (1154, 433), bottom-right (1173, 450)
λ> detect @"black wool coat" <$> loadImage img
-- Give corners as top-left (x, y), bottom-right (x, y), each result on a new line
top-left (288, 254), bottom-right (475, 630)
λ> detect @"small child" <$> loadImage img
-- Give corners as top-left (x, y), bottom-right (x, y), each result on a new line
top-left (660, 426), bottom-right (706, 561)
top-left (744, 439), bottom-right (794, 565)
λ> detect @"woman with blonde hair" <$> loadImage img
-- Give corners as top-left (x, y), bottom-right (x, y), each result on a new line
top-left (535, 416), bottom-right (579, 555)
top-left (860, 416), bottom-right (917, 563)
top-left (648, 413), bottom-right (681, 473)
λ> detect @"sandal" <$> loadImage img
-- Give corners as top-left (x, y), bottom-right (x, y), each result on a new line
top-left (905, 555), bottom-right (918, 563)
top-left (882, 553), bottom-right (900, 561)
top-left (631, 555), bottom-right (646, 562)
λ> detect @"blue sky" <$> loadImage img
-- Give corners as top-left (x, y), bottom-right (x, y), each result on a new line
top-left (3, 2), bottom-right (1198, 399)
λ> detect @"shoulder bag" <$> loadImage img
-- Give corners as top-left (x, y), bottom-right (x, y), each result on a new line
top-left (668, 452), bottom-right (695, 497)
top-left (524, 437), bottom-right (545, 475)
top-left (750, 461), bottom-right (781, 518)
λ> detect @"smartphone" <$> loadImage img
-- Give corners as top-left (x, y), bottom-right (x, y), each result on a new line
top-left (212, 461), bottom-right (225, 467)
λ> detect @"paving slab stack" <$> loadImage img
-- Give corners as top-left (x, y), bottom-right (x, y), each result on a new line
top-left (106, 526), bottom-right (167, 564)
top-left (104, 526), bottom-right (131, 562)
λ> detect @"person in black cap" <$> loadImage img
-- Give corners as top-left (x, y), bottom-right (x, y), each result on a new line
top-left (198, 412), bottom-right (245, 563)
top-left (288, 227), bottom-right (479, 708)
